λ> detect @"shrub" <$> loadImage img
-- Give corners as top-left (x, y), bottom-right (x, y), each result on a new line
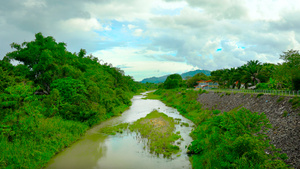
top-left (288, 97), bottom-right (300, 109)
top-left (212, 109), bottom-right (221, 115)
top-left (277, 97), bottom-right (285, 103)
top-left (282, 111), bottom-right (288, 117)
top-left (257, 93), bottom-right (264, 98)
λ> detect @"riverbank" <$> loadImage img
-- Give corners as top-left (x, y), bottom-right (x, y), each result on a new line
top-left (152, 89), bottom-right (296, 168)
top-left (197, 91), bottom-right (300, 168)
top-left (0, 98), bottom-right (132, 169)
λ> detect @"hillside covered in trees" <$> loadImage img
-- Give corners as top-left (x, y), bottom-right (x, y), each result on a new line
top-left (0, 33), bottom-right (150, 168)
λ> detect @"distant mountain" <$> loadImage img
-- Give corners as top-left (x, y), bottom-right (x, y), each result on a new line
top-left (140, 70), bottom-right (211, 83)
top-left (140, 75), bottom-right (169, 84)
top-left (181, 69), bottom-right (211, 79)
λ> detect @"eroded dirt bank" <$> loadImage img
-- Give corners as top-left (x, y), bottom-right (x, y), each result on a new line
top-left (197, 92), bottom-right (300, 168)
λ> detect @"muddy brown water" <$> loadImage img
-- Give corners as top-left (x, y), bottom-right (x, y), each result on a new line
top-left (46, 92), bottom-right (194, 169)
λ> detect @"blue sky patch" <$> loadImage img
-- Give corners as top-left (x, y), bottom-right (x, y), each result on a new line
top-left (95, 20), bottom-right (150, 50)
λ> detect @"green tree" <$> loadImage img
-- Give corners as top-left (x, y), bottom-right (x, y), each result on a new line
top-left (241, 60), bottom-right (262, 88)
top-left (163, 74), bottom-right (183, 89)
top-left (6, 33), bottom-right (68, 93)
top-left (211, 69), bottom-right (226, 88)
top-left (186, 73), bottom-right (209, 88)
top-left (279, 49), bottom-right (300, 90)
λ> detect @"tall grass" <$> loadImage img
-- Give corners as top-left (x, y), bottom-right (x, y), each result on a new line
top-left (0, 117), bottom-right (88, 169)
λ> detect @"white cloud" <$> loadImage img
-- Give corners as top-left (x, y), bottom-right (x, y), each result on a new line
top-left (0, 0), bottom-right (299, 80)
top-left (93, 47), bottom-right (199, 81)
top-left (23, 0), bottom-right (46, 8)
top-left (133, 29), bottom-right (143, 36)
top-left (128, 24), bottom-right (136, 29)
top-left (60, 18), bottom-right (104, 32)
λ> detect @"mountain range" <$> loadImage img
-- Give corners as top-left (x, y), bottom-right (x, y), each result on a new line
top-left (140, 69), bottom-right (211, 83)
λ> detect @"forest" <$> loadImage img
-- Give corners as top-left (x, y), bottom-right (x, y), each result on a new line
top-left (0, 33), bottom-right (153, 168)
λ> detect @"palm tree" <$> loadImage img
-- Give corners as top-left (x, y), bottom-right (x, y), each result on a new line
top-left (241, 60), bottom-right (262, 89)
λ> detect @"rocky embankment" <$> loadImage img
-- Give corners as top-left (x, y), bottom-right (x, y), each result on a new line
top-left (197, 91), bottom-right (300, 168)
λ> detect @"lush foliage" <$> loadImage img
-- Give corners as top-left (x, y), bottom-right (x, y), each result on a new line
top-left (185, 73), bottom-right (209, 88)
top-left (211, 50), bottom-right (300, 90)
top-left (153, 89), bottom-right (289, 168)
top-left (162, 74), bottom-right (184, 89)
top-left (0, 33), bottom-right (148, 168)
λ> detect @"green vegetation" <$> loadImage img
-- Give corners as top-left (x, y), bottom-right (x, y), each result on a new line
top-left (257, 93), bottom-right (264, 98)
top-left (153, 89), bottom-right (289, 169)
top-left (143, 91), bottom-right (161, 100)
top-left (161, 74), bottom-right (185, 89)
top-left (277, 97), bottom-right (285, 103)
top-left (288, 97), bottom-right (300, 109)
top-left (282, 111), bottom-right (288, 117)
top-left (186, 73), bottom-right (209, 88)
top-left (212, 109), bottom-right (221, 115)
top-left (0, 33), bottom-right (154, 168)
top-left (0, 117), bottom-right (88, 169)
top-left (211, 50), bottom-right (300, 91)
top-left (129, 110), bottom-right (181, 157)
top-left (98, 110), bottom-right (182, 158)
top-left (99, 123), bottom-right (129, 135)
top-left (180, 122), bottom-right (189, 127)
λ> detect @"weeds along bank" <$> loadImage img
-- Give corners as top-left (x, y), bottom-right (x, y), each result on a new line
top-left (153, 89), bottom-right (297, 169)
top-left (0, 33), bottom-right (151, 169)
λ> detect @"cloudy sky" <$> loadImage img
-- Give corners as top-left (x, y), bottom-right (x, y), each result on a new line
top-left (0, 0), bottom-right (299, 81)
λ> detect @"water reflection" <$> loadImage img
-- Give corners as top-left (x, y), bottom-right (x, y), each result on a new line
top-left (46, 92), bottom-right (193, 169)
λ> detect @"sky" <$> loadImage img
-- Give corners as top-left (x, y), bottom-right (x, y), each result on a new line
top-left (0, 0), bottom-right (299, 81)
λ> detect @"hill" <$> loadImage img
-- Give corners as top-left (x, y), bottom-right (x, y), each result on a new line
top-left (140, 69), bottom-right (211, 83)
top-left (181, 69), bottom-right (211, 79)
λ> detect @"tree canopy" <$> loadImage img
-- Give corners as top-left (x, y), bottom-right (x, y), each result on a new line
top-left (163, 74), bottom-right (183, 89)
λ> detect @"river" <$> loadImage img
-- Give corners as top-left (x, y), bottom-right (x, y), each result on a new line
top-left (46, 92), bottom-right (194, 169)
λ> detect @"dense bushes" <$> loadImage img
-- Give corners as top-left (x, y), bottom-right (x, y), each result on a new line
top-left (154, 89), bottom-right (289, 168)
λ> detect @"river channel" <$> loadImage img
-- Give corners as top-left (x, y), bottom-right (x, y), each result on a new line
top-left (46, 92), bottom-right (194, 169)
